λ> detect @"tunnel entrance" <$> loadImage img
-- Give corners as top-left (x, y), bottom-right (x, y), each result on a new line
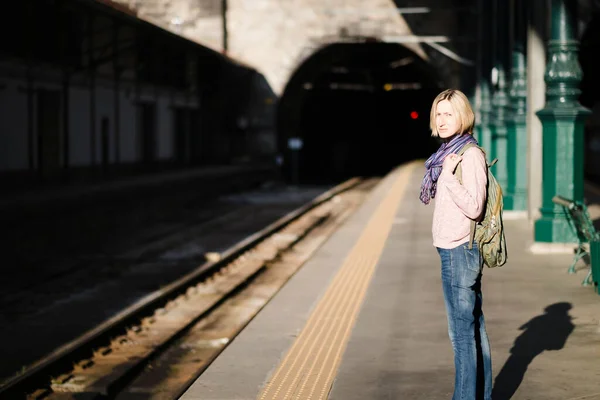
top-left (278, 41), bottom-right (443, 184)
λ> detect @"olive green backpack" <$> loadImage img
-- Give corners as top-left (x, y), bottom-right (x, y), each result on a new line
top-left (455, 143), bottom-right (508, 268)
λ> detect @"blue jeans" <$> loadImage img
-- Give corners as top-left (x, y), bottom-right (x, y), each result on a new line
top-left (437, 242), bottom-right (492, 400)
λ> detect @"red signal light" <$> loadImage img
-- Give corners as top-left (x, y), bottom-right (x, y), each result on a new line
top-left (410, 111), bottom-right (419, 120)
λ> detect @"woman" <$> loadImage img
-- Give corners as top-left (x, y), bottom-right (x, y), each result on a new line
top-left (419, 89), bottom-right (493, 399)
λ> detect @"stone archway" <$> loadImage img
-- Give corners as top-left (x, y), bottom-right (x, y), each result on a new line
top-left (226, 0), bottom-right (429, 96)
top-left (111, 0), bottom-right (469, 98)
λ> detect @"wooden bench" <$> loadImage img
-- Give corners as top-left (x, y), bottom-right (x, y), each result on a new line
top-left (551, 195), bottom-right (599, 286)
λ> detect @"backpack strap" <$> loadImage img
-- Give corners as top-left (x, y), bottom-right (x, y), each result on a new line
top-left (457, 142), bottom-right (479, 157)
top-left (455, 142), bottom-right (480, 250)
top-left (468, 219), bottom-right (476, 250)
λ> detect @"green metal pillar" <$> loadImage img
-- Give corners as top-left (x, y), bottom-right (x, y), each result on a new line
top-left (490, 0), bottom-right (509, 190)
top-left (505, 0), bottom-right (528, 211)
top-left (534, 0), bottom-right (591, 243)
top-left (479, 82), bottom-right (493, 150)
top-left (476, 0), bottom-right (493, 151)
top-left (491, 70), bottom-right (509, 189)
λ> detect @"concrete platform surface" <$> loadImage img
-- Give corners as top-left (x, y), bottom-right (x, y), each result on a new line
top-left (180, 161), bottom-right (600, 400)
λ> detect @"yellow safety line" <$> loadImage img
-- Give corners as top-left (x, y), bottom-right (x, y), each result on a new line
top-left (257, 162), bottom-right (416, 400)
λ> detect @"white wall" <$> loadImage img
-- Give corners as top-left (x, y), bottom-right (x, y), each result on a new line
top-left (0, 73), bottom-right (194, 174)
top-left (526, 3), bottom-right (547, 222)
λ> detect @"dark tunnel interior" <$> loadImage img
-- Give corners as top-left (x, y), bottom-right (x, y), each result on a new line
top-left (277, 42), bottom-right (444, 184)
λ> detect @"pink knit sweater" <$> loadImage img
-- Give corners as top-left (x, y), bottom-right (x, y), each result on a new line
top-left (432, 147), bottom-right (488, 249)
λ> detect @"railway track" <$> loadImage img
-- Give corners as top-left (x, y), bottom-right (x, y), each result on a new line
top-left (1, 177), bottom-right (378, 400)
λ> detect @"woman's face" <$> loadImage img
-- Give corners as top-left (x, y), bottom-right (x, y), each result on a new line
top-left (435, 99), bottom-right (460, 139)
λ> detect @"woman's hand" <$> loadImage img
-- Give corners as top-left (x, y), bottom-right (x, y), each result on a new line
top-left (442, 153), bottom-right (462, 174)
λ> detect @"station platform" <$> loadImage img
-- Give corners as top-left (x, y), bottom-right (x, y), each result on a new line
top-left (180, 161), bottom-right (600, 400)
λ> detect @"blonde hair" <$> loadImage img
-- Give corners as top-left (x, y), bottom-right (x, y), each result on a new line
top-left (429, 89), bottom-right (475, 137)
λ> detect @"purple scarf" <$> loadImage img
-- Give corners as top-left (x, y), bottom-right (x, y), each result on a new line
top-left (419, 134), bottom-right (478, 204)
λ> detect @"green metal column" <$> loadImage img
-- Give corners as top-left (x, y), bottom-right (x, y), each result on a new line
top-left (534, 0), bottom-right (591, 243)
top-left (505, 0), bottom-right (528, 211)
top-left (479, 82), bottom-right (493, 151)
top-left (490, 0), bottom-right (509, 190)
top-left (475, 0), bottom-right (493, 150)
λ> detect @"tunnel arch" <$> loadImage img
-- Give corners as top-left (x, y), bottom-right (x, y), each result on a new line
top-left (277, 40), bottom-right (445, 183)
